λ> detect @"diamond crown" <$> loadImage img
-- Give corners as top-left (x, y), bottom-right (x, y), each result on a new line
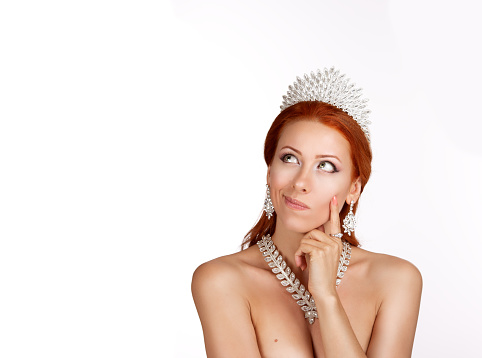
top-left (280, 67), bottom-right (371, 142)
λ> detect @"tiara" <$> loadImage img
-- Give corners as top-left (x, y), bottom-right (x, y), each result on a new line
top-left (280, 67), bottom-right (371, 142)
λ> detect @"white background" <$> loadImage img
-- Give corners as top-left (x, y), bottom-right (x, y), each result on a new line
top-left (1, 0), bottom-right (481, 357)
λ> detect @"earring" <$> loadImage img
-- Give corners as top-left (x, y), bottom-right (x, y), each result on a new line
top-left (342, 200), bottom-right (357, 236)
top-left (264, 184), bottom-right (275, 219)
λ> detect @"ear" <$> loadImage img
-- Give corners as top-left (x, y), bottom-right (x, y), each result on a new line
top-left (266, 165), bottom-right (271, 185)
top-left (346, 177), bottom-right (362, 205)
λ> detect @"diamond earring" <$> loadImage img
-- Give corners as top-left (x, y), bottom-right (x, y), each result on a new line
top-left (264, 184), bottom-right (275, 219)
top-left (342, 200), bottom-right (357, 236)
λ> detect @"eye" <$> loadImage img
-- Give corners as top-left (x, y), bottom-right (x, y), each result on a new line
top-left (318, 161), bottom-right (337, 173)
top-left (281, 154), bottom-right (299, 164)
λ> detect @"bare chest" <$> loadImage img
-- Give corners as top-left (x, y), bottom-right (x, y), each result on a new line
top-left (247, 268), bottom-right (379, 358)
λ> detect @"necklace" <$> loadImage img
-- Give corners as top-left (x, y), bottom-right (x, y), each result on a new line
top-left (257, 234), bottom-right (351, 324)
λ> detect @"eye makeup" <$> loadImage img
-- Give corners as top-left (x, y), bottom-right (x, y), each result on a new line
top-left (279, 151), bottom-right (339, 173)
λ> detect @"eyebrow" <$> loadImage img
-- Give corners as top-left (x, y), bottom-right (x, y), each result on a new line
top-left (281, 145), bottom-right (342, 162)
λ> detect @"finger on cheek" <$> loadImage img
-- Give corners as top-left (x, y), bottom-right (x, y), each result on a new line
top-left (331, 196), bottom-right (338, 214)
top-left (331, 196), bottom-right (341, 229)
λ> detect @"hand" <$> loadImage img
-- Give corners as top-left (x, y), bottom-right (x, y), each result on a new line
top-left (294, 196), bottom-right (344, 298)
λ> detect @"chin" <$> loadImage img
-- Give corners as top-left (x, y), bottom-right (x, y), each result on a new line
top-left (278, 215), bottom-right (326, 234)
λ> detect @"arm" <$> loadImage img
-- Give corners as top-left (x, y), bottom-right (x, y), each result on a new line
top-left (314, 258), bottom-right (422, 358)
top-left (314, 293), bottom-right (366, 357)
top-left (295, 196), bottom-right (422, 357)
top-left (191, 259), bottom-right (262, 358)
top-left (365, 260), bottom-right (423, 357)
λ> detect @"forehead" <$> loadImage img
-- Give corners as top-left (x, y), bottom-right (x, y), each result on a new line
top-left (276, 120), bottom-right (351, 159)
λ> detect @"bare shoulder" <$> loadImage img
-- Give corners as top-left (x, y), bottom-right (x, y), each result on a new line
top-left (191, 246), bottom-right (264, 317)
top-left (352, 246), bottom-right (423, 298)
top-left (191, 247), bottom-right (263, 358)
top-left (356, 247), bottom-right (423, 356)
top-left (191, 246), bottom-right (260, 294)
top-left (376, 249), bottom-right (420, 282)
top-left (192, 254), bottom-right (240, 287)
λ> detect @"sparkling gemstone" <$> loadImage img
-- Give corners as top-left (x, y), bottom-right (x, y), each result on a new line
top-left (258, 234), bottom-right (351, 327)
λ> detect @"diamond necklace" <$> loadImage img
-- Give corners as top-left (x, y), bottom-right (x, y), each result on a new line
top-left (257, 234), bottom-right (351, 324)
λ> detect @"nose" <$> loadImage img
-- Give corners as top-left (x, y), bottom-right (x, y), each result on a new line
top-left (292, 166), bottom-right (311, 193)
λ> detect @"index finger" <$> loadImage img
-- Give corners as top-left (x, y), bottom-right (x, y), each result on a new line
top-left (329, 196), bottom-right (342, 237)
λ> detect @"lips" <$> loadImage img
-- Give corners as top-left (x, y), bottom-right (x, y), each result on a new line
top-left (284, 195), bottom-right (310, 210)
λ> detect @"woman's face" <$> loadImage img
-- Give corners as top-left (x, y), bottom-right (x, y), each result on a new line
top-left (267, 119), bottom-right (360, 234)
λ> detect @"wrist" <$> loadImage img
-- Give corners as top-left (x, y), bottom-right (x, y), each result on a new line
top-left (312, 290), bottom-right (339, 306)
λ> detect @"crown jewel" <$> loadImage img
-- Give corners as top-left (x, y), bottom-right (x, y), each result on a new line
top-left (280, 67), bottom-right (371, 142)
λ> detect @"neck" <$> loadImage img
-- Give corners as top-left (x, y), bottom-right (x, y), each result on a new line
top-left (270, 220), bottom-right (310, 281)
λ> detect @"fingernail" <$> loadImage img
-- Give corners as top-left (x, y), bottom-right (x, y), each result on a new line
top-left (332, 196), bottom-right (337, 206)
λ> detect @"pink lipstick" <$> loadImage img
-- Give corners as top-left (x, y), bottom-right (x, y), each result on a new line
top-left (284, 196), bottom-right (310, 210)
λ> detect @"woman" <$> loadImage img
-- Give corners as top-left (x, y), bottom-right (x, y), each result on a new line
top-left (192, 68), bottom-right (422, 357)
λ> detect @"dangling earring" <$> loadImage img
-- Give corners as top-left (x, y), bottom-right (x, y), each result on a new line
top-left (342, 200), bottom-right (357, 236)
top-left (264, 184), bottom-right (275, 219)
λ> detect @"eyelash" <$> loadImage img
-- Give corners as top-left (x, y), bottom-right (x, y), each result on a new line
top-left (280, 153), bottom-right (338, 173)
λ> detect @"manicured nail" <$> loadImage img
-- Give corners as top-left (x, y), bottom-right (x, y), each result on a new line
top-left (332, 196), bottom-right (337, 206)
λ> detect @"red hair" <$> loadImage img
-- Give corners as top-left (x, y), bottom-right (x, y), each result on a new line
top-left (241, 101), bottom-right (372, 249)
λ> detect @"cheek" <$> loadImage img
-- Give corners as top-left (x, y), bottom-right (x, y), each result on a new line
top-left (311, 180), bottom-right (350, 219)
top-left (269, 174), bottom-right (286, 207)
top-left (312, 193), bottom-right (332, 222)
top-left (269, 163), bottom-right (294, 188)
top-left (268, 165), bottom-right (297, 211)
